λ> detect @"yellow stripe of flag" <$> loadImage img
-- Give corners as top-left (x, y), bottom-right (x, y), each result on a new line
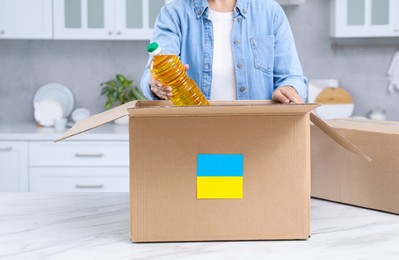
top-left (197, 176), bottom-right (243, 199)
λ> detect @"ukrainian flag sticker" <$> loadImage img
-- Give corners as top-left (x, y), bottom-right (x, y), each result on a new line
top-left (197, 154), bottom-right (243, 199)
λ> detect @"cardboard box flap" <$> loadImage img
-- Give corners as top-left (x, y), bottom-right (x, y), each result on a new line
top-left (327, 119), bottom-right (399, 134)
top-left (55, 100), bottom-right (137, 142)
top-left (310, 113), bottom-right (372, 161)
top-left (55, 100), bottom-right (370, 165)
top-left (128, 100), bottom-right (319, 117)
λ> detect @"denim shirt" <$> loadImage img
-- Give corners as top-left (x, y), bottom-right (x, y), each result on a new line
top-left (140, 0), bottom-right (308, 101)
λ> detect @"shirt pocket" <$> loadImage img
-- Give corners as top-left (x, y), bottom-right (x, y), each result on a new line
top-left (250, 34), bottom-right (274, 75)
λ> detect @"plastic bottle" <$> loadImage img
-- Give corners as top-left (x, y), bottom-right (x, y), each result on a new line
top-left (147, 42), bottom-right (210, 106)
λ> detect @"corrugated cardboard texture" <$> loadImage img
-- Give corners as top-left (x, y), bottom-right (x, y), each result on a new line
top-left (129, 101), bottom-right (370, 161)
top-left (325, 119), bottom-right (399, 134)
top-left (130, 106), bottom-right (311, 242)
top-left (310, 114), bottom-right (371, 161)
top-left (55, 100), bottom-right (137, 142)
top-left (54, 100), bottom-right (372, 242)
top-left (311, 119), bottom-right (399, 214)
top-left (131, 100), bottom-right (319, 117)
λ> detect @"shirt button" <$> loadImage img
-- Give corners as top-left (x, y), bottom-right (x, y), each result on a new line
top-left (237, 17), bottom-right (242, 23)
top-left (197, 10), bottom-right (202, 15)
top-left (234, 39), bottom-right (240, 45)
top-left (240, 86), bottom-right (246, 92)
top-left (237, 63), bottom-right (244, 68)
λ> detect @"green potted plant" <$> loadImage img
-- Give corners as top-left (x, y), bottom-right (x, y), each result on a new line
top-left (100, 74), bottom-right (147, 125)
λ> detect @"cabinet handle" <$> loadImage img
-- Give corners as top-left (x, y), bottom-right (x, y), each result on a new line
top-left (0, 30), bottom-right (4, 35)
top-left (108, 31), bottom-right (113, 35)
top-left (75, 184), bottom-right (104, 189)
top-left (75, 153), bottom-right (104, 158)
top-left (0, 146), bottom-right (12, 151)
top-left (117, 31), bottom-right (121, 35)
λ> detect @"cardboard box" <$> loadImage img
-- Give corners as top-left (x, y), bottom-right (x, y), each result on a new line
top-left (58, 101), bottom-right (368, 242)
top-left (312, 119), bottom-right (398, 214)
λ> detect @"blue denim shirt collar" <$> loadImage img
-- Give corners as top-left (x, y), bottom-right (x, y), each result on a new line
top-left (193, 0), bottom-right (249, 19)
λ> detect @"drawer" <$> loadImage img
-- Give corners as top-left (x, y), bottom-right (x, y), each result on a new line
top-left (29, 141), bottom-right (129, 167)
top-left (30, 167), bottom-right (129, 192)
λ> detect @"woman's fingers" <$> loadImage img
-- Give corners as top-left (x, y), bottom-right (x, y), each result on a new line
top-left (150, 75), bottom-right (173, 100)
top-left (272, 89), bottom-right (289, 104)
top-left (149, 65), bottom-right (188, 99)
top-left (272, 86), bottom-right (304, 104)
top-left (280, 87), bottom-right (303, 104)
top-left (151, 85), bottom-right (172, 100)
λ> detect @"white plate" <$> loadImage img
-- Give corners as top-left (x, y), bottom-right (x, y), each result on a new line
top-left (33, 83), bottom-right (75, 117)
top-left (308, 79), bottom-right (339, 103)
top-left (315, 104), bottom-right (355, 120)
top-left (113, 116), bottom-right (129, 125)
top-left (34, 99), bottom-right (64, 127)
top-left (71, 108), bottom-right (90, 122)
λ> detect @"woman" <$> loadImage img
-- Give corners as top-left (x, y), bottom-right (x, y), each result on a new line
top-left (140, 0), bottom-right (307, 104)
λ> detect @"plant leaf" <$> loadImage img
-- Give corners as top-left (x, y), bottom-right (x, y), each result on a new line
top-left (100, 86), bottom-right (109, 95)
top-left (126, 80), bottom-right (133, 86)
top-left (109, 80), bottom-right (118, 85)
top-left (105, 100), bottom-right (113, 110)
top-left (101, 74), bottom-right (140, 107)
top-left (116, 74), bottom-right (127, 83)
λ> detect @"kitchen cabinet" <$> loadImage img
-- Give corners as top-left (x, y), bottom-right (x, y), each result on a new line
top-left (0, 141), bottom-right (28, 191)
top-left (0, 0), bottom-right (53, 39)
top-left (53, 0), bottom-right (171, 40)
top-left (0, 124), bottom-right (130, 192)
top-left (330, 0), bottom-right (399, 38)
top-left (29, 141), bottom-right (129, 192)
top-left (30, 167), bottom-right (128, 192)
top-left (0, 0), bottom-right (302, 41)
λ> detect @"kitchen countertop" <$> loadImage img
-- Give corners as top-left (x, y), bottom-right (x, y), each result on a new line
top-left (0, 122), bottom-right (128, 141)
top-left (1, 193), bottom-right (399, 259)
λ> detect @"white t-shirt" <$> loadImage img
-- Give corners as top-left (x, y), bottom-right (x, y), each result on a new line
top-left (208, 8), bottom-right (237, 100)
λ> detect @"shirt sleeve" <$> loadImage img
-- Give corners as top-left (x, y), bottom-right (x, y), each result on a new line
top-left (139, 4), bottom-right (182, 100)
top-left (272, 6), bottom-right (308, 101)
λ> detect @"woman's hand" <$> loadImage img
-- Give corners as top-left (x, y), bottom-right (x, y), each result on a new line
top-left (150, 64), bottom-right (190, 100)
top-left (149, 76), bottom-right (172, 100)
top-left (272, 86), bottom-right (304, 104)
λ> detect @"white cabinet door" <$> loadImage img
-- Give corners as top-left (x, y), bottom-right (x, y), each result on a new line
top-left (29, 141), bottom-right (129, 167)
top-left (53, 0), bottom-right (115, 39)
top-left (331, 0), bottom-right (399, 37)
top-left (30, 167), bottom-right (129, 192)
top-left (0, 142), bottom-right (28, 192)
top-left (29, 140), bottom-right (129, 192)
top-left (114, 0), bottom-right (170, 40)
top-left (54, 0), bottom-right (170, 40)
top-left (0, 0), bottom-right (52, 39)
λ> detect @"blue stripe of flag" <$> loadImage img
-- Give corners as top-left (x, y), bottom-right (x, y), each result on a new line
top-left (197, 154), bottom-right (243, 177)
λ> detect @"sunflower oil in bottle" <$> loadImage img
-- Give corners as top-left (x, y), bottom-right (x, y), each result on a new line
top-left (147, 42), bottom-right (210, 106)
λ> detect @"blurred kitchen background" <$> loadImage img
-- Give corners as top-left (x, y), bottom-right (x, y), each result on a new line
top-left (0, 0), bottom-right (398, 192)
top-left (0, 0), bottom-right (398, 124)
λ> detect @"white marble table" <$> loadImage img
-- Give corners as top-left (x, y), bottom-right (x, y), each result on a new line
top-left (1, 193), bottom-right (399, 260)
